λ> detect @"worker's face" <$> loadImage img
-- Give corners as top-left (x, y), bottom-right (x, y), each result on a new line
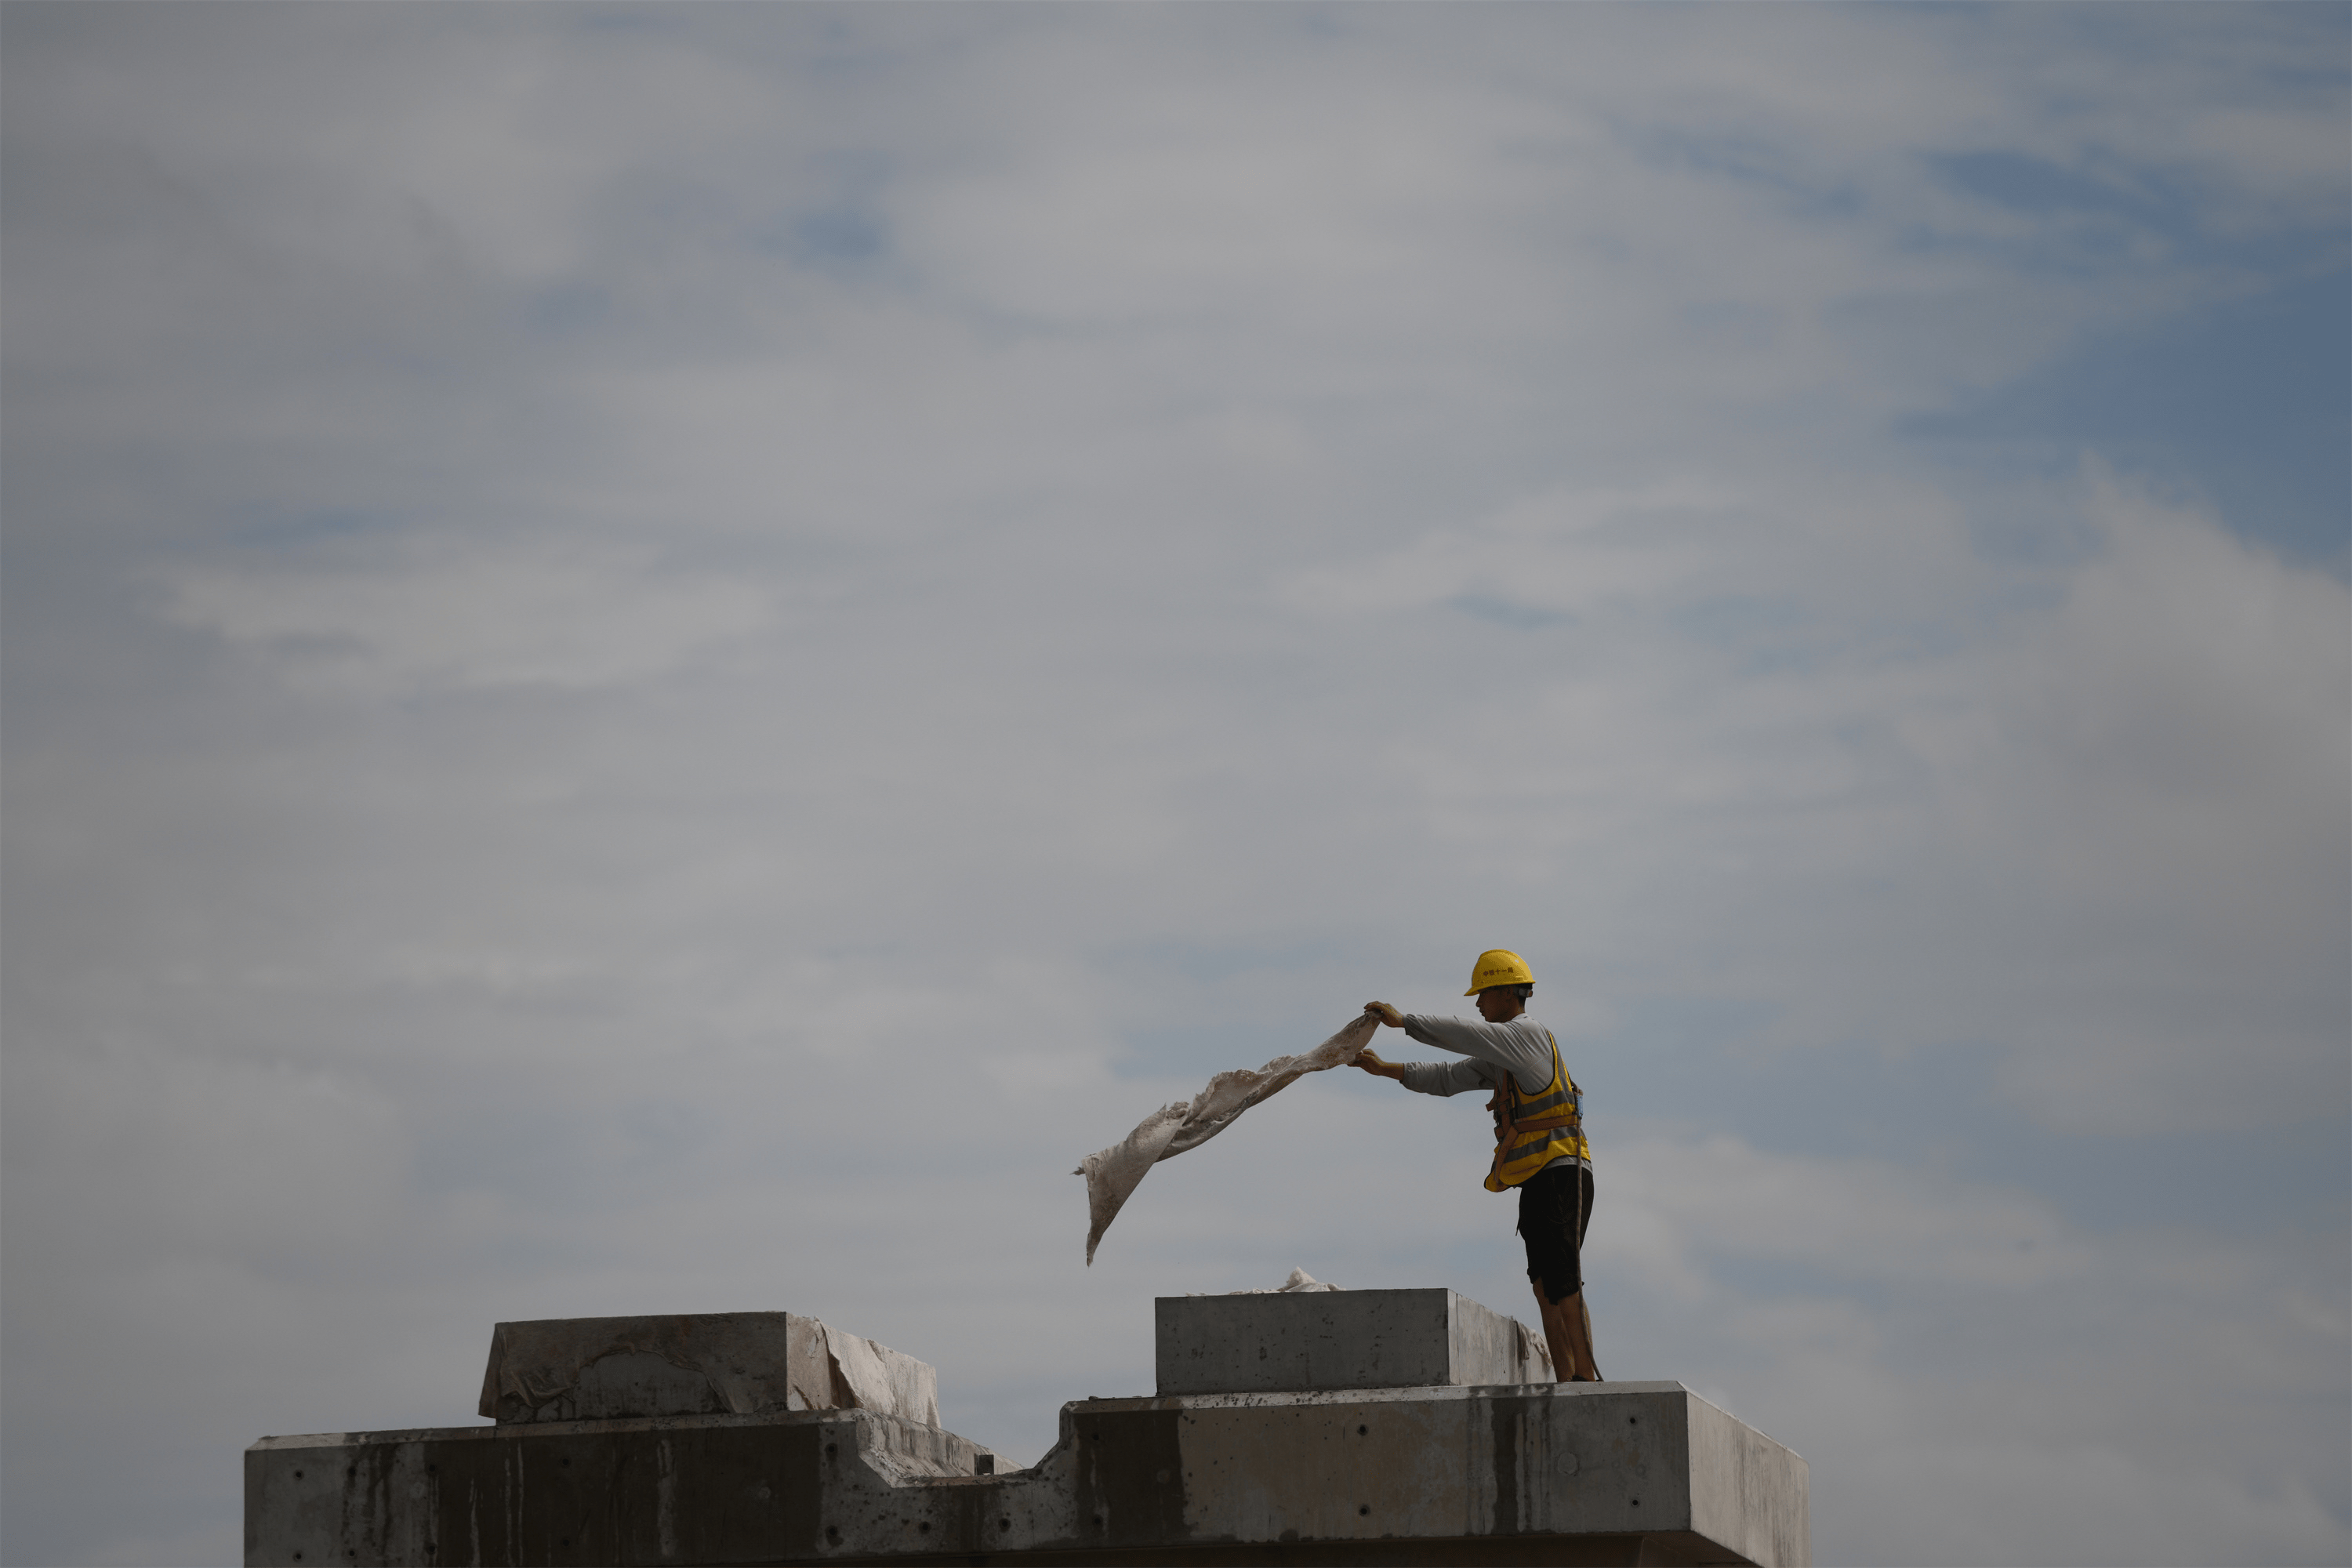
top-left (1475, 987), bottom-right (1523, 1022)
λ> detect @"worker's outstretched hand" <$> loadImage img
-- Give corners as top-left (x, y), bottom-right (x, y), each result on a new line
top-left (1363, 1000), bottom-right (1405, 1029)
top-left (1352, 1048), bottom-right (1405, 1080)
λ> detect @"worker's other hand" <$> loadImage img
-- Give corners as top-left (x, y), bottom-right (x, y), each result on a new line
top-left (1353, 1049), bottom-right (1403, 1080)
top-left (1363, 1001), bottom-right (1405, 1029)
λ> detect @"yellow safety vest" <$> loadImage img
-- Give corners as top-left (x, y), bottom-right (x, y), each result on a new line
top-left (1483, 1033), bottom-right (1589, 1192)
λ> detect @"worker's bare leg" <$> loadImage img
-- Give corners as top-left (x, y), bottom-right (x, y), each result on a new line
top-left (1534, 1283), bottom-right (1600, 1381)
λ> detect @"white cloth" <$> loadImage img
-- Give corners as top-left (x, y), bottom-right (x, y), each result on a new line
top-left (1077, 1014), bottom-right (1379, 1264)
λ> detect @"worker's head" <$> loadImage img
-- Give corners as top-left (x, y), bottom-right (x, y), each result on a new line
top-left (1474, 985), bottom-right (1531, 1022)
top-left (1465, 949), bottom-right (1534, 1021)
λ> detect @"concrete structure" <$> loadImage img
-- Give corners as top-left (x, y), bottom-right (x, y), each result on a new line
top-left (1157, 1287), bottom-right (1555, 1393)
top-left (477, 1312), bottom-right (938, 1428)
top-left (247, 1298), bottom-right (1808, 1566)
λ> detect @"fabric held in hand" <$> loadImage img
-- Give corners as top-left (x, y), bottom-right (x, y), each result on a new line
top-left (1076, 1014), bottom-right (1378, 1264)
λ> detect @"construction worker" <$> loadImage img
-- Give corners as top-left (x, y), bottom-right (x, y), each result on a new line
top-left (1355, 949), bottom-right (1601, 1382)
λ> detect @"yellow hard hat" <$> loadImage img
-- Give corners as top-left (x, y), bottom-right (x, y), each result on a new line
top-left (1465, 949), bottom-right (1534, 995)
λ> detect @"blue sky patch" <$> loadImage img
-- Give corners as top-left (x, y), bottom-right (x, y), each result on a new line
top-left (780, 204), bottom-right (888, 269)
top-left (1902, 267), bottom-right (2350, 572)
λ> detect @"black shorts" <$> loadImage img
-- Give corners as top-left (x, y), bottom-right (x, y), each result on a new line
top-left (1516, 1160), bottom-right (1592, 1305)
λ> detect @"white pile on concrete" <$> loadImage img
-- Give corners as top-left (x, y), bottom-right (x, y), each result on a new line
top-left (1200, 1266), bottom-right (1343, 1295)
top-left (1078, 1014), bottom-right (1379, 1264)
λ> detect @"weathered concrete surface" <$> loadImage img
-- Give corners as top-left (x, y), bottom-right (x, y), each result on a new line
top-left (1157, 1289), bottom-right (1554, 1394)
top-left (245, 1409), bottom-right (998, 1567)
top-left (245, 1383), bottom-right (1805, 1566)
top-left (477, 1312), bottom-right (938, 1427)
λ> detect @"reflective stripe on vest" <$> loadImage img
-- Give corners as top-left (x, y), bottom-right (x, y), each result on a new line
top-left (1483, 1033), bottom-right (1589, 1193)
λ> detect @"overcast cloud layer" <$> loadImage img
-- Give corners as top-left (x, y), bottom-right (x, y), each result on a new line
top-left (3, 7), bottom-right (2347, 1566)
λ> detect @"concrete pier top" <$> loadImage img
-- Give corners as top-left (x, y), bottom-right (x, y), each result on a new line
top-left (246, 1381), bottom-right (1807, 1566)
top-left (250, 1294), bottom-right (1809, 1566)
top-left (1156, 1287), bottom-right (1554, 1393)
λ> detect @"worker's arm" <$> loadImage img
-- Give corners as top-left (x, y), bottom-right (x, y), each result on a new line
top-left (1391, 1058), bottom-right (1499, 1097)
top-left (1354, 1007), bottom-right (1552, 1094)
top-left (1356, 1004), bottom-right (1499, 1096)
top-left (1395, 1013), bottom-right (1553, 1094)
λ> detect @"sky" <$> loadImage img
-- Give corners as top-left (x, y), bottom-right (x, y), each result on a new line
top-left (1, 5), bottom-right (2345, 1566)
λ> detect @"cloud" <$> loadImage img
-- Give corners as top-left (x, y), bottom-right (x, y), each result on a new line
top-left (1604, 1132), bottom-right (2079, 1298)
top-left (1283, 480), bottom-right (1740, 619)
top-left (163, 543), bottom-right (775, 693)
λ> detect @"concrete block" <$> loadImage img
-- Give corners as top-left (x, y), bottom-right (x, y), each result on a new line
top-left (245, 1383), bottom-right (1807, 1566)
top-left (1156, 1288), bottom-right (1553, 1394)
top-left (249, 1294), bottom-right (1808, 1565)
top-left (477, 1312), bottom-right (938, 1426)
top-left (1068, 1381), bottom-right (1808, 1566)
top-left (244, 1408), bottom-right (1002, 1568)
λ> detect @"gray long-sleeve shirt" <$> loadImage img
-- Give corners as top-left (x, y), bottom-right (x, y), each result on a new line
top-left (1396, 1014), bottom-right (1559, 1098)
